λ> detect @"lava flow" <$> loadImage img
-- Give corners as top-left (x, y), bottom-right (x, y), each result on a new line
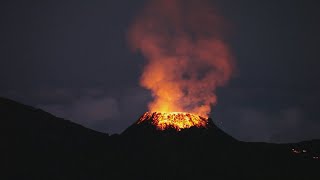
top-left (137, 112), bottom-right (208, 131)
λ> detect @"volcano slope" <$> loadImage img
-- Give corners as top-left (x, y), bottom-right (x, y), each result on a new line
top-left (1, 97), bottom-right (319, 179)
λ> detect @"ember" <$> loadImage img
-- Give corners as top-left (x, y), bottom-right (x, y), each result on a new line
top-left (292, 148), bottom-right (301, 154)
top-left (138, 112), bottom-right (208, 131)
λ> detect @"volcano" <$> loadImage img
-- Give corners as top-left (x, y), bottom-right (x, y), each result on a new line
top-left (123, 111), bottom-right (237, 144)
top-left (2, 97), bottom-right (320, 179)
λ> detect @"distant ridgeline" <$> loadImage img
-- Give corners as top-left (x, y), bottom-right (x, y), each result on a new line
top-left (1, 97), bottom-right (319, 179)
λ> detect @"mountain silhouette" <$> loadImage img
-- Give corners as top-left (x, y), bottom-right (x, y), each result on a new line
top-left (1, 97), bottom-right (319, 179)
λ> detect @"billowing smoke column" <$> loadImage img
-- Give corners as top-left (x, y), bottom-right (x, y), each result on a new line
top-left (128, 0), bottom-right (234, 118)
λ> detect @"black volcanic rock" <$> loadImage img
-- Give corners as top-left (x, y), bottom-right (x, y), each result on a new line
top-left (1, 97), bottom-right (320, 180)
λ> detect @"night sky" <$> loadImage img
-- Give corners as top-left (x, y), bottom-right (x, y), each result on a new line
top-left (1, 0), bottom-right (319, 142)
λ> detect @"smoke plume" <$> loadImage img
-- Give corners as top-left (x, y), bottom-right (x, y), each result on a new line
top-left (128, 0), bottom-right (234, 117)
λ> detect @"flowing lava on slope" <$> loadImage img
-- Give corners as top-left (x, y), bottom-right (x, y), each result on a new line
top-left (138, 112), bottom-right (208, 131)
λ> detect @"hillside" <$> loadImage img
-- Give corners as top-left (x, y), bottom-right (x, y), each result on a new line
top-left (1, 97), bottom-right (319, 179)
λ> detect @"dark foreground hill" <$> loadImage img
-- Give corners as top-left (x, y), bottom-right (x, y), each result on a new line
top-left (1, 97), bottom-right (319, 179)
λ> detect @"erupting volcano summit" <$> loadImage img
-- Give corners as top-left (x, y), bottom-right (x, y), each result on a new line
top-left (128, 0), bottom-right (235, 121)
top-left (137, 112), bottom-right (208, 131)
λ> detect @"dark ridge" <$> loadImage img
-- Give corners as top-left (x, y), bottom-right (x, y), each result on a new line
top-left (1, 97), bottom-right (111, 180)
top-left (1, 96), bottom-right (319, 179)
top-left (0, 96), bottom-right (109, 140)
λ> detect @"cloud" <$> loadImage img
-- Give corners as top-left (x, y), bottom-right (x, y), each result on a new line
top-left (217, 106), bottom-right (320, 143)
top-left (40, 96), bottom-right (119, 126)
top-left (35, 87), bottom-right (150, 134)
top-left (33, 87), bottom-right (121, 128)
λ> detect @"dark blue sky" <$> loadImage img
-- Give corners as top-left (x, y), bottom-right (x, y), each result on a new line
top-left (1, 0), bottom-right (319, 142)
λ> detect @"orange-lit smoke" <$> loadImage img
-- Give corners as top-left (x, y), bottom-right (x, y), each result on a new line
top-left (128, 0), bottom-right (234, 118)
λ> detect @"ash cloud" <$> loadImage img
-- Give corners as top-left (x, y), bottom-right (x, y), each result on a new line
top-left (128, 0), bottom-right (234, 117)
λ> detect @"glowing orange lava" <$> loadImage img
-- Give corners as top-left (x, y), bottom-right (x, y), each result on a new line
top-left (138, 112), bottom-right (208, 131)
